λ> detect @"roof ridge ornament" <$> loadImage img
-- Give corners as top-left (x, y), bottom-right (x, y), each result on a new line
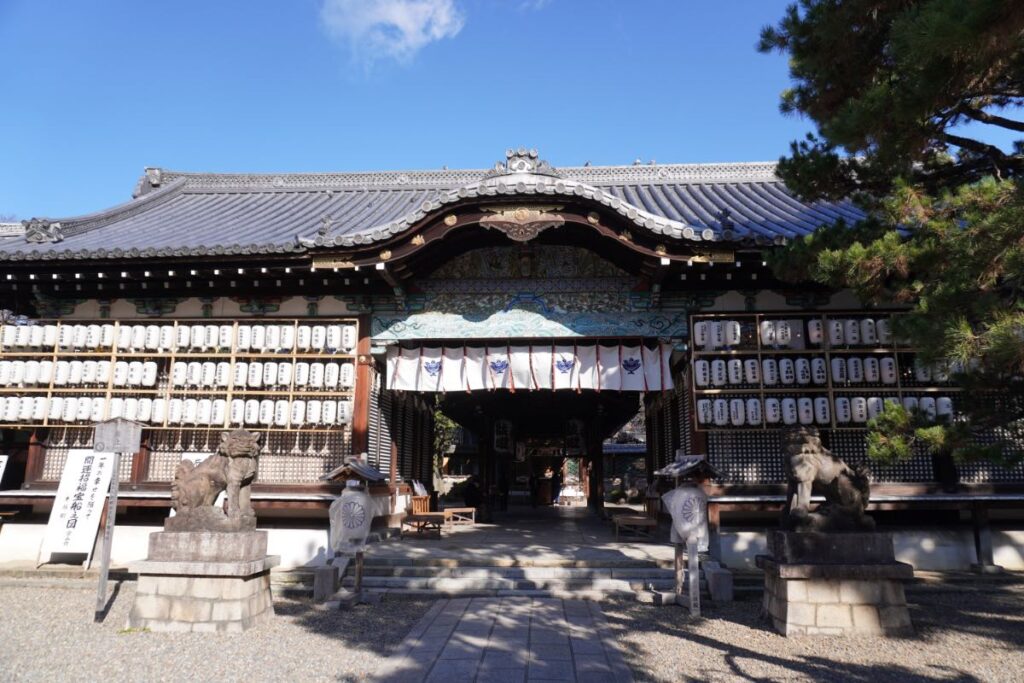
top-left (482, 148), bottom-right (563, 180)
top-left (23, 218), bottom-right (64, 244)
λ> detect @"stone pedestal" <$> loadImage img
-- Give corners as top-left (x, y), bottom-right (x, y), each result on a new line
top-left (757, 531), bottom-right (913, 637)
top-left (128, 530), bottom-right (279, 633)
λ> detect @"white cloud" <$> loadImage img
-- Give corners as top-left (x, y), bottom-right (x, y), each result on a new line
top-left (320, 0), bottom-right (465, 64)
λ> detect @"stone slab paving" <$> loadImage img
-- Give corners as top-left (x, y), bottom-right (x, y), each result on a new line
top-left (373, 597), bottom-right (634, 683)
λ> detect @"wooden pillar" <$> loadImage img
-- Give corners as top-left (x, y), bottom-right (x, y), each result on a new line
top-left (24, 429), bottom-right (46, 486)
top-left (130, 434), bottom-right (150, 485)
top-left (350, 314), bottom-right (373, 456)
top-left (971, 502), bottom-right (1002, 573)
top-left (587, 419), bottom-right (604, 514)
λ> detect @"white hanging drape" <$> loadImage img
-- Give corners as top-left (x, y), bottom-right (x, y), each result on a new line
top-left (386, 343), bottom-right (674, 392)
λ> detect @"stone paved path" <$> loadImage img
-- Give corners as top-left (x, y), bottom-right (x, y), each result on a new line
top-left (373, 597), bottom-right (635, 683)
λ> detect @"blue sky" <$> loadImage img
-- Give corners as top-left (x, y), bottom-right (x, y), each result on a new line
top-left (0, 0), bottom-right (982, 220)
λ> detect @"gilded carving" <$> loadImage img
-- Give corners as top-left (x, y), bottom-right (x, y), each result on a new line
top-left (479, 205), bottom-right (565, 242)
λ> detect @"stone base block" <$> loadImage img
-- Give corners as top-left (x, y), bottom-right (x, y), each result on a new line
top-left (127, 556), bottom-right (279, 633)
top-left (147, 530), bottom-right (268, 563)
top-left (761, 573), bottom-right (912, 637)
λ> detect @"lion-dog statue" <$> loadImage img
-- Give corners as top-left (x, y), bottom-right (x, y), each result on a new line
top-left (782, 426), bottom-right (874, 532)
top-left (166, 429), bottom-right (260, 532)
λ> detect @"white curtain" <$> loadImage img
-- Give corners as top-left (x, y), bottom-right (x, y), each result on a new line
top-left (386, 343), bottom-right (674, 392)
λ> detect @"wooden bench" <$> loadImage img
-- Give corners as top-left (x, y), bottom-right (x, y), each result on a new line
top-left (613, 497), bottom-right (660, 541)
top-left (402, 512), bottom-right (446, 537)
top-left (443, 507), bottom-right (476, 527)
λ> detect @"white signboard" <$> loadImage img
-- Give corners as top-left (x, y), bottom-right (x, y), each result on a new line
top-left (38, 449), bottom-right (114, 563)
top-left (93, 418), bottom-right (143, 454)
top-left (0, 454), bottom-right (9, 484)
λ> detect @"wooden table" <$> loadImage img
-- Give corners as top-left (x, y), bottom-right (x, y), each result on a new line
top-left (443, 507), bottom-right (476, 526)
top-left (401, 512), bottom-right (446, 537)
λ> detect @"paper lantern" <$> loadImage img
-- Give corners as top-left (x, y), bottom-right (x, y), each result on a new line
top-left (48, 397), bottom-right (64, 420)
top-left (937, 397), bottom-right (954, 419)
top-left (919, 397), bottom-right (937, 420)
top-left (775, 320), bottom-right (792, 347)
top-left (204, 325), bottom-right (219, 351)
top-left (844, 319), bottom-right (861, 346)
top-left (144, 325), bottom-right (160, 350)
top-left (210, 324), bottom-right (229, 351)
top-left (262, 361), bottom-right (278, 388)
top-left (280, 325), bottom-right (296, 353)
top-left (913, 361), bottom-right (931, 383)
top-left (834, 397), bottom-right (852, 423)
top-left (170, 362), bottom-right (187, 387)
top-left (277, 362), bottom-right (293, 388)
top-left (56, 397), bottom-right (74, 421)
top-left (880, 357), bottom-right (897, 384)
top-left (168, 399), bottom-right (184, 424)
top-left (860, 319), bottom-right (877, 346)
top-left (197, 399), bottom-right (213, 425)
top-left (151, 398), bottom-right (167, 424)
top-left (697, 399), bottom-right (713, 424)
top-left (72, 325), bottom-right (88, 350)
top-left (847, 357), bottom-right (864, 383)
top-left (764, 398), bottom-right (781, 423)
top-left (128, 361), bottom-right (145, 386)
top-left (744, 359), bottom-right (760, 384)
top-left (326, 325), bottom-right (343, 352)
top-left (321, 400), bottom-right (338, 425)
top-left (290, 400), bottom-right (306, 426)
top-left (729, 398), bottom-right (745, 426)
top-left (39, 360), bottom-right (54, 385)
top-left (830, 358), bottom-right (847, 384)
top-left (54, 361), bottom-right (70, 386)
top-left (251, 325), bottom-right (266, 351)
top-left (43, 324), bottom-right (58, 348)
top-left (798, 397), bottom-right (814, 425)
top-left (265, 325), bottom-right (281, 352)
top-left (708, 321), bottom-right (725, 350)
top-left (294, 362), bottom-right (310, 386)
top-left (759, 320), bottom-right (776, 346)
top-left (864, 357), bottom-right (880, 383)
top-left (1, 325), bottom-right (15, 348)
top-left (188, 325), bottom-right (205, 351)
top-left (230, 399), bottom-right (245, 425)
top-left (10, 361), bottom-right (26, 386)
top-left (340, 363), bottom-right (355, 389)
top-left (712, 399), bottom-right (728, 426)
top-left (157, 325), bottom-right (174, 352)
top-left (183, 399), bottom-right (199, 425)
top-left (247, 362), bottom-right (263, 388)
top-left (902, 396), bottom-right (919, 412)
top-left (813, 397), bottom-right (831, 425)
top-left (337, 400), bottom-right (353, 424)
top-left (761, 359), bottom-right (778, 385)
top-left (779, 358), bottom-right (795, 384)
top-left (781, 398), bottom-right (798, 425)
top-left (69, 360), bottom-right (86, 386)
top-left (174, 325), bottom-right (190, 350)
top-left (727, 359), bottom-right (743, 384)
top-left (215, 362), bottom-right (231, 387)
top-left (851, 397), bottom-right (868, 423)
top-left (108, 398), bottom-right (124, 420)
top-left (233, 362), bottom-right (248, 388)
top-left (236, 325), bottom-right (252, 351)
top-left (311, 325), bottom-right (327, 351)
top-left (306, 399), bottom-right (322, 425)
top-left (124, 398), bottom-right (139, 421)
top-left (876, 319), bottom-right (893, 345)
top-left (746, 398), bottom-right (762, 425)
top-left (26, 325), bottom-right (42, 349)
top-left (711, 360), bottom-right (727, 387)
top-left (795, 358), bottom-right (811, 385)
top-left (138, 398), bottom-right (153, 423)
top-left (724, 320), bottom-right (742, 347)
top-left (185, 361), bottom-right (202, 387)
top-left (0, 361), bottom-right (10, 386)
top-left (130, 325), bottom-right (146, 350)
top-left (257, 399), bottom-right (273, 425)
top-left (324, 362), bottom-right (340, 389)
top-left (828, 319), bottom-right (844, 346)
top-left (693, 321), bottom-right (708, 348)
top-left (32, 396), bottom-right (48, 421)
top-left (17, 397), bottom-right (33, 421)
top-left (297, 326), bottom-right (312, 351)
top-left (694, 360), bottom-right (710, 387)
top-left (244, 399), bottom-right (260, 425)
top-left (274, 400), bottom-right (289, 427)
top-left (342, 325), bottom-right (357, 351)
top-left (867, 396), bottom-right (883, 420)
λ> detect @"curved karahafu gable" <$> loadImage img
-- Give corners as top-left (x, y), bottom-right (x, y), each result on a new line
top-left (0, 149), bottom-right (864, 262)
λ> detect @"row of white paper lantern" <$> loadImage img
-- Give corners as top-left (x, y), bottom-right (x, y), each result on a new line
top-left (0, 323), bottom-right (356, 354)
top-left (170, 361), bottom-right (355, 389)
top-left (693, 318), bottom-right (895, 350)
top-left (696, 395), bottom-right (954, 426)
top-left (0, 359), bottom-right (159, 387)
top-left (0, 395), bottom-right (353, 426)
top-left (694, 357), bottom-right (901, 387)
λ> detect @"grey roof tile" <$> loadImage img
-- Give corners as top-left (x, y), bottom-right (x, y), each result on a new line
top-left (0, 156), bottom-right (865, 262)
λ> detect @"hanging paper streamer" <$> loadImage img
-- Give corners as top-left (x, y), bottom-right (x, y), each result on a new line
top-left (387, 343), bottom-right (674, 392)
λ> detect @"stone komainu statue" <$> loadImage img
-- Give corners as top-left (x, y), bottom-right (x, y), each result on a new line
top-left (782, 426), bottom-right (874, 532)
top-left (168, 429), bottom-right (260, 532)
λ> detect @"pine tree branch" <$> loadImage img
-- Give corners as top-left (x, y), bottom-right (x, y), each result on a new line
top-left (957, 105), bottom-right (1024, 133)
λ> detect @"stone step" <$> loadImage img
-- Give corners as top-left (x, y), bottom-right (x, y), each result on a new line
top-left (360, 556), bottom-right (673, 569)
top-left (341, 575), bottom-right (682, 592)
top-left (357, 566), bottom-right (678, 580)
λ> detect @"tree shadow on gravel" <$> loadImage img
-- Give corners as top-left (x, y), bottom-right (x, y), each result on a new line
top-left (598, 594), bottom-right (1017, 683)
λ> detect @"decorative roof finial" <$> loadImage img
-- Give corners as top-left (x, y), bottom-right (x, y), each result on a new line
top-left (482, 148), bottom-right (562, 179)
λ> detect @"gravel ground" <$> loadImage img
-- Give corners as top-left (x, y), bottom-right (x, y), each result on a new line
top-left (602, 585), bottom-right (1024, 683)
top-left (0, 579), bottom-right (431, 683)
top-left (2, 578), bottom-right (1023, 682)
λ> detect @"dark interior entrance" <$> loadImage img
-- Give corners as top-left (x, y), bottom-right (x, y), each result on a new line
top-left (439, 390), bottom-right (641, 514)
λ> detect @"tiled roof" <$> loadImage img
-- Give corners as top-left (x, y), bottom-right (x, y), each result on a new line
top-left (0, 150), bottom-right (865, 262)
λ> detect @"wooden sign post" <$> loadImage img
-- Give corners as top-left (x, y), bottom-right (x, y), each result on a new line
top-left (92, 418), bottom-right (142, 622)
